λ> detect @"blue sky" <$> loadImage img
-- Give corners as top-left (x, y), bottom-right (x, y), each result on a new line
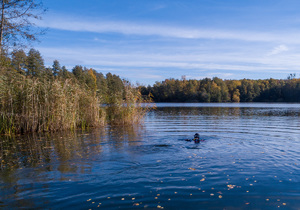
top-left (34, 0), bottom-right (300, 85)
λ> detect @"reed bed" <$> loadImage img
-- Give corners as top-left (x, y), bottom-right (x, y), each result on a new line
top-left (106, 82), bottom-right (152, 125)
top-left (0, 74), bottom-right (104, 134)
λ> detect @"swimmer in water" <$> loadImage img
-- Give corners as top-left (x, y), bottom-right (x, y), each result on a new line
top-left (194, 133), bottom-right (200, 143)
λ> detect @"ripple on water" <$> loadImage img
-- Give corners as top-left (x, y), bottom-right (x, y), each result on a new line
top-left (0, 104), bottom-right (300, 209)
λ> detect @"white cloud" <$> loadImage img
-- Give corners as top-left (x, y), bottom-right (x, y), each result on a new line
top-left (38, 46), bottom-right (300, 74)
top-left (268, 44), bottom-right (289, 55)
top-left (36, 15), bottom-right (300, 44)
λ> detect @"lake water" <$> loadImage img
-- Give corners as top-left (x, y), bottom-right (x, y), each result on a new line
top-left (0, 103), bottom-right (299, 209)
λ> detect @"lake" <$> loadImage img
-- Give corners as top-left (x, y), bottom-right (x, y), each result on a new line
top-left (0, 103), bottom-right (299, 209)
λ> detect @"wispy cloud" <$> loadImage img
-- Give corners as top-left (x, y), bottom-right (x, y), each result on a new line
top-left (36, 15), bottom-right (300, 44)
top-left (38, 46), bottom-right (300, 73)
top-left (268, 44), bottom-right (289, 55)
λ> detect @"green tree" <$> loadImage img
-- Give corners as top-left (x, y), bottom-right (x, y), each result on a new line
top-left (95, 72), bottom-right (107, 100)
top-left (11, 49), bottom-right (27, 74)
top-left (26, 48), bottom-right (44, 77)
top-left (52, 60), bottom-right (62, 77)
top-left (210, 81), bottom-right (221, 102)
top-left (106, 72), bottom-right (124, 104)
top-left (72, 65), bottom-right (84, 82)
top-left (60, 65), bottom-right (72, 79)
top-left (85, 68), bottom-right (97, 92)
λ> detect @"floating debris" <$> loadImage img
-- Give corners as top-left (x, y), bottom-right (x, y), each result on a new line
top-left (227, 184), bottom-right (236, 189)
top-left (200, 178), bottom-right (205, 182)
top-left (219, 195), bottom-right (222, 199)
top-left (188, 167), bottom-right (196, 171)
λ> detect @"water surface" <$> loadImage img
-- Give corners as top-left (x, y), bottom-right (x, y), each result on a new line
top-left (0, 103), bottom-right (299, 209)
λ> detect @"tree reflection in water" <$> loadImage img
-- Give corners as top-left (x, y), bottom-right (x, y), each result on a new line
top-left (0, 125), bottom-right (145, 174)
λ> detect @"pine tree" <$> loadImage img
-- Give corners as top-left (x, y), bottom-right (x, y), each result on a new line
top-left (11, 49), bottom-right (27, 74)
top-left (52, 60), bottom-right (62, 77)
top-left (26, 48), bottom-right (44, 77)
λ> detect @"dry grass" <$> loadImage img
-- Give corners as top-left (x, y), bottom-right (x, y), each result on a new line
top-left (0, 74), bottom-right (105, 134)
top-left (106, 81), bottom-right (152, 125)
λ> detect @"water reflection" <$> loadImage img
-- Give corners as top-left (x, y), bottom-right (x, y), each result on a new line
top-left (1, 104), bottom-right (299, 209)
top-left (153, 106), bottom-right (300, 117)
top-left (0, 125), bottom-right (145, 173)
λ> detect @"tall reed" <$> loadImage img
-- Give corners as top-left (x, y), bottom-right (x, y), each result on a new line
top-left (106, 81), bottom-right (152, 125)
top-left (0, 73), bottom-right (105, 134)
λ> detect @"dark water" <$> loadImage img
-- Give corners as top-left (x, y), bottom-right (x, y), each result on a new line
top-left (0, 103), bottom-right (299, 209)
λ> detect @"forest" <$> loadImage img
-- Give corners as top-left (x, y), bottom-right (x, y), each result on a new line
top-left (140, 76), bottom-right (300, 102)
top-left (0, 49), bottom-right (149, 134)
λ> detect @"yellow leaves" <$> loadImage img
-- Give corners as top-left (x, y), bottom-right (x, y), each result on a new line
top-left (218, 195), bottom-right (223, 199)
top-left (188, 167), bottom-right (196, 171)
top-left (200, 178), bottom-right (205, 182)
top-left (227, 184), bottom-right (236, 189)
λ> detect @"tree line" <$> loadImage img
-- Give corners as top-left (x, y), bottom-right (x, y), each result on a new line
top-left (140, 76), bottom-right (300, 102)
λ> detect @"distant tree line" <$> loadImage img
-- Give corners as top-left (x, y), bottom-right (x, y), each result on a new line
top-left (140, 76), bottom-right (300, 102)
